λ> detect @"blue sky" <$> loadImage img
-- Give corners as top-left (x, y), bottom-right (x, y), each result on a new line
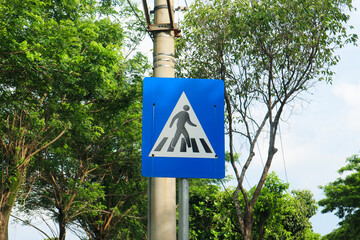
top-left (9, 1), bottom-right (360, 239)
top-left (269, 2), bottom-right (360, 234)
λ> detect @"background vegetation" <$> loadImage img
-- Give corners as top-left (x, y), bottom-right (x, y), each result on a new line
top-left (1, 0), bottom-right (358, 239)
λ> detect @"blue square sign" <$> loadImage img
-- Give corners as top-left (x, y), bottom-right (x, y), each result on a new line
top-left (141, 77), bottom-right (225, 179)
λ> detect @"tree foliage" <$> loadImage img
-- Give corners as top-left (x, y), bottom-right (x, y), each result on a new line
top-left (319, 155), bottom-right (360, 240)
top-left (188, 173), bottom-right (320, 240)
top-left (74, 100), bottom-right (148, 240)
top-left (187, 176), bottom-right (242, 240)
top-left (177, 0), bottom-right (357, 239)
top-left (0, 0), bottom-right (148, 239)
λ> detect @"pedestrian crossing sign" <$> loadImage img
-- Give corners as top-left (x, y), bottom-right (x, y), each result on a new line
top-left (141, 77), bottom-right (225, 179)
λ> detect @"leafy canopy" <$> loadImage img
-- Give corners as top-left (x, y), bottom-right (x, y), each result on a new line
top-left (319, 155), bottom-right (360, 239)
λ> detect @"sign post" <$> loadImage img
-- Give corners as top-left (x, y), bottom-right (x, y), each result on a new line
top-left (142, 3), bottom-right (224, 239)
top-left (179, 178), bottom-right (189, 240)
top-left (142, 77), bottom-right (225, 239)
top-left (142, 77), bottom-right (224, 239)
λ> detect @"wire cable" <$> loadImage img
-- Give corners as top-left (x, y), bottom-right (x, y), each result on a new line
top-left (248, 109), bottom-right (265, 168)
top-left (220, 179), bottom-right (232, 198)
top-left (278, 122), bottom-right (289, 183)
top-left (124, 0), bottom-right (153, 40)
top-left (232, 144), bottom-right (252, 189)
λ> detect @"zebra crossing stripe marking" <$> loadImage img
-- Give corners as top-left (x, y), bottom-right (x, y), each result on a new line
top-left (153, 137), bottom-right (207, 154)
top-left (180, 138), bottom-right (187, 152)
top-left (155, 137), bottom-right (168, 151)
top-left (191, 138), bottom-right (199, 153)
top-left (200, 138), bottom-right (212, 153)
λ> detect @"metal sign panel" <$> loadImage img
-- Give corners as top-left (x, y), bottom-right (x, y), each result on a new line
top-left (141, 77), bottom-right (225, 178)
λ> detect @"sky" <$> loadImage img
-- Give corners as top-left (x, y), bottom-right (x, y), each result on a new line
top-left (270, 3), bottom-right (360, 234)
top-left (8, 0), bottom-right (360, 239)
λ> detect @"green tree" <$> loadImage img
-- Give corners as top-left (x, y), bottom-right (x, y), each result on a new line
top-left (22, 94), bottom-right (147, 240)
top-left (319, 155), bottom-right (360, 240)
top-left (188, 178), bottom-right (241, 240)
top-left (176, 0), bottom-right (357, 239)
top-left (252, 173), bottom-right (320, 240)
top-left (188, 173), bottom-right (320, 240)
top-left (0, 1), bottom-right (148, 239)
top-left (74, 99), bottom-right (148, 240)
top-left (252, 173), bottom-right (290, 239)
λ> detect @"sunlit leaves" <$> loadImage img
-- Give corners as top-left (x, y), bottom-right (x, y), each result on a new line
top-left (1, 0), bottom-right (149, 239)
top-left (319, 155), bottom-right (360, 238)
top-left (190, 173), bottom-right (320, 240)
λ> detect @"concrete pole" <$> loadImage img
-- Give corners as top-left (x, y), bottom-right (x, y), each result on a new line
top-left (150, 0), bottom-right (176, 239)
top-left (153, 0), bottom-right (175, 78)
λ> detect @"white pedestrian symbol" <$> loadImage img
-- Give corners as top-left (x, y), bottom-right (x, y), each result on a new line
top-left (149, 92), bottom-right (217, 158)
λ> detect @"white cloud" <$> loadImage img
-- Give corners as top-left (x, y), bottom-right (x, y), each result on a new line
top-left (333, 83), bottom-right (360, 107)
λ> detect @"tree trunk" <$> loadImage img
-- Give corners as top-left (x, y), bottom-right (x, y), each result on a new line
top-left (243, 227), bottom-right (252, 240)
top-left (0, 207), bottom-right (10, 240)
top-left (243, 210), bottom-right (253, 240)
top-left (59, 222), bottom-right (66, 240)
top-left (58, 208), bottom-right (67, 240)
top-left (0, 168), bottom-right (24, 240)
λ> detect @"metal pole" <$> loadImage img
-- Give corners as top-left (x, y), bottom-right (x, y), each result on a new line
top-left (147, 177), bottom-right (151, 239)
top-left (150, 0), bottom-right (176, 239)
top-left (179, 178), bottom-right (189, 240)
